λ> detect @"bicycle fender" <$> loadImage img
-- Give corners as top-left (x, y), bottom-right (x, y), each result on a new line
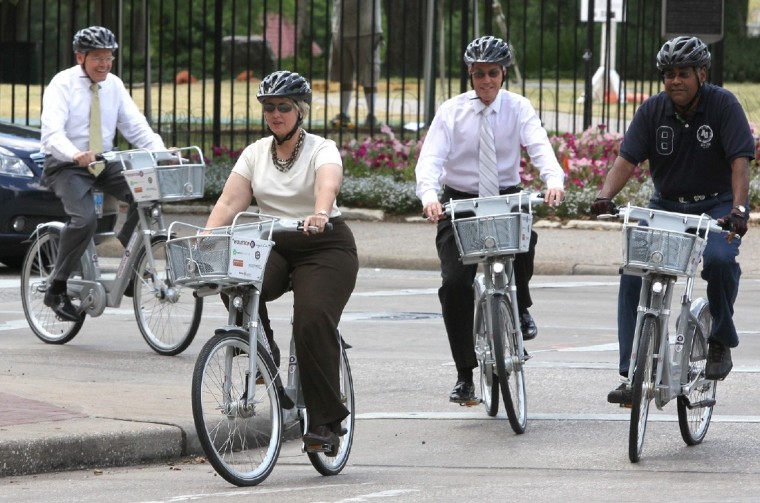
top-left (24, 221), bottom-right (65, 244)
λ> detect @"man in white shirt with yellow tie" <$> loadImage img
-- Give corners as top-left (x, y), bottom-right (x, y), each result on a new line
top-left (416, 36), bottom-right (565, 404)
top-left (40, 26), bottom-right (165, 322)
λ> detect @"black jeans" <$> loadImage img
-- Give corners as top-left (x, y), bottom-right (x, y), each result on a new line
top-left (436, 186), bottom-right (537, 377)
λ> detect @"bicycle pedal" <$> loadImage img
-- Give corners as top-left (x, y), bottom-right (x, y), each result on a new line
top-left (304, 442), bottom-right (338, 457)
top-left (457, 398), bottom-right (481, 407)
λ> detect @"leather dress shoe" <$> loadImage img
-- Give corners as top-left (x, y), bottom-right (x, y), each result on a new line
top-left (607, 381), bottom-right (632, 406)
top-left (303, 424), bottom-right (339, 457)
top-left (449, 380), bottom-right (476, 404)
top-left (43, 289), bottom-right (81, 322)
top-left (520, 311), bottom-right (538, 341)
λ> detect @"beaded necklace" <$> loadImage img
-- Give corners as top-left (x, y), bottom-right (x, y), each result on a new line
top-left (270, 129), bottom-right (305, 173)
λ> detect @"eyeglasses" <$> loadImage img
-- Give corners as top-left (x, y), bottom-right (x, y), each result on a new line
top-left (663, 69), bottom-right (694, 81)
top-left (89, 56), bottom-right (115, 63)
top-left (471, 68), bottom-right (503, 79)
top-left (263, 102), bottom-right (295, 113)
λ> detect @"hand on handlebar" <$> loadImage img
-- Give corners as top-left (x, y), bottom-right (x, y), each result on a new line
top-left (590, 197), bottom-right (618, 217)
top-left (422, 201), bottom-right (444, 223)
top-left (717, 209), bottom-right (748, 243)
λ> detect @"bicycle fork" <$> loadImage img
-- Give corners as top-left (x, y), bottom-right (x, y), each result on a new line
top-left (628, 275), bottom-right (675, 409)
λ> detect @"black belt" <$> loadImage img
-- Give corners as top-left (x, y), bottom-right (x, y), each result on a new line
top-left (441, 185), bottom-right (522, 200)
top-left (658, 192), bottom-right (719, 203)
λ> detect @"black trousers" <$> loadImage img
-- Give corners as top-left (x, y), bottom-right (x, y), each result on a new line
top-left (436, 186), bottom-right (537, 377)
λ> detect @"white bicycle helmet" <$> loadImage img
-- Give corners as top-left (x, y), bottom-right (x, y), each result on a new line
top-left (463, 36), bottom-right (513, 67)
top-left (257, 71), bottom-right (312, 105)
top-left (73, 26), bottom-right (119, 53)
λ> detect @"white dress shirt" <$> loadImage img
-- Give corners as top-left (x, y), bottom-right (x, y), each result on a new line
top-left (415, 89), bottom-right (564, 206)
top-left (41, 65), bottom-right (164, 161)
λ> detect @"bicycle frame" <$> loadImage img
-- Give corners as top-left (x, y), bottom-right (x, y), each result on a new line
top-left (62, 201), bottom-right (164, 316)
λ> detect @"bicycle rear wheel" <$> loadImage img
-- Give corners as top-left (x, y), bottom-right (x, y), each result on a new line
top-left (492, 295), bottom-right (527, 433)
top-left (20, 228), bottom-right (85, 343)
top-left (191, 332), bottom-right (282, 486)
top-left (474, 297), bottom-right (498, 416)
top-left (677, 300), bottom-right (716, 445)
top-left (629, 315), bottom-right (657, 463)
top-left (133, 236), bottom-right (202, 356)
top-left (308, 341), bottom-right (355, 475)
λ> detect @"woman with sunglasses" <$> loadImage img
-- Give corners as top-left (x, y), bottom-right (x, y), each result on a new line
top-left (204, 70), bottom-right (359, 450)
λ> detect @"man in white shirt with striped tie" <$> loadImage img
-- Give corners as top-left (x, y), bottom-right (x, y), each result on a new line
top-left (415, 35), bottom-right (565, 404)
top-left (40, 26), bottom-right (165, 322)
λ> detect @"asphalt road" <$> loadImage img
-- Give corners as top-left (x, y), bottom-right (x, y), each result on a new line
top-left (2, 261), bottom-right (760, 501)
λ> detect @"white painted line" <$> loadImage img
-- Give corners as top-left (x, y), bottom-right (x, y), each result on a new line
top-left (355, 411), bottom-right (760, 423)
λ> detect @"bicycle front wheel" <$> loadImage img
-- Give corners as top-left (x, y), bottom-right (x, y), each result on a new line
top-left (492, 295), bottom-right (527, 433)
top-left (629, 315), bottom-right (657, 463)
top-left (677, 300), bottom-right (716, 446)
top-left (20, 228), bottom-right (85, 343)
top-left (474, 297), bottom-right (498, 416)
top-left (133, 236), bottom-right (202, 356)
top-left (191, 332), bottom-right (282, 487)
top-left (308, 340), bottom-right (355, 475)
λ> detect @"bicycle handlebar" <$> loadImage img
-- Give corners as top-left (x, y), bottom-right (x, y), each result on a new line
top-left (440, 191), bottom-right (544, 219)
top-left (598, 203), bottom-right (730, 237)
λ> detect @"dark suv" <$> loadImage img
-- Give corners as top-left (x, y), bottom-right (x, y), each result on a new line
top-left (0, 121), bottom-right (117, 267)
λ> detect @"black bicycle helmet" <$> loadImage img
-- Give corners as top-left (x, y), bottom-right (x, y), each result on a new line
top-left (257, 71), bottom-right (312, 105)
top-left (73, 26), bottom-right (119, 53)
top-left (463, 36), bottom-right (513, 67)
top-left (656, 36), bottom-right (711, 71)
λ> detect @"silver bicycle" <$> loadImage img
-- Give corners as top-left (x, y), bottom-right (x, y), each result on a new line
top-left (166, 213), bottom-right (355, 486)
top-left (20, 147), bottom-right (205, 356)
top-left (445, 191), bottom-right (543, 434)
top-left (603, 204), bottom-right (724, 462)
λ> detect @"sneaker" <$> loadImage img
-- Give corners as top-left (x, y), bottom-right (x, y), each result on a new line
top-left (520, 311), bottom-right (538, 341)
top-left (607, 380), bottom-right (632, 406)
top-left (705, 341), bottom-right (733, 380)
top-left (43, 288), bottom-right (81, 322)
top-left (330, 113), bottom-right (353, 128)
top-left (449, 380), bottom-right (476, 404)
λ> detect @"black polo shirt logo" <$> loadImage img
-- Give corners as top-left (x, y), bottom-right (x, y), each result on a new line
top-left (656, 126), bottom-right (674, 156)
top-left (697, 125), bottom-right (713, 149)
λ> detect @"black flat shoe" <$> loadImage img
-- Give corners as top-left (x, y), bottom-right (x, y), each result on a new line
top-left (303, 425), bottom-right (339, 457)
top-left (449, 380), bottom-right (476, 404)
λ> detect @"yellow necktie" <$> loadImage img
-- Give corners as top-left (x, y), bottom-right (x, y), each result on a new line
top-left (89, 82), bottom-right (103, 154)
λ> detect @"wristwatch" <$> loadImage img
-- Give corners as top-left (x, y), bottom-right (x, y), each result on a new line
top-left (734, 205), bottom-right (747, 213)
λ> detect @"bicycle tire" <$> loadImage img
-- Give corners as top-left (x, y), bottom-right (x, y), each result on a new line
top-left (474, 297), bottom-right (498, 416)
top-left (492, 294), bottom-right (527, 433)
top-left (191, 332), bottom-right (282, 487)
top-left (677, 300), bottom-right (716, 446)
top-left (20, 227), bottom-right (85, 343)
top-left (307, 343), bottom-right (355, 475)
top-left (629, 314), bottom-right (657, 463)
top-left (133, 235), bottom-right (202, 356)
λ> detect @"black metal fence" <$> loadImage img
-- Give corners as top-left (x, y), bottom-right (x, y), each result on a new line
top-left (0, 0), bottom-right (756, 154)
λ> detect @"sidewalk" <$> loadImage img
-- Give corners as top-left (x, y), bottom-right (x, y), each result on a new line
top-left (2, 207), bottom-right (758, 477)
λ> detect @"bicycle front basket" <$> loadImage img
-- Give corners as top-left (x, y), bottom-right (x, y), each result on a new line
top-left (623, 226), bottom-right (705, 277)
top-left (452, 212), bottom-right (532, 264)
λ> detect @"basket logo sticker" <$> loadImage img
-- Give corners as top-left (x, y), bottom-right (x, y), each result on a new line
top-left (696, 125), bottom-right (713, 149)
top-left (232, 258), bottom-right (244, 267)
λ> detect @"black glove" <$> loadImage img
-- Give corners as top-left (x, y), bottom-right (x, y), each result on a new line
top-left (590, 197), bottom-right (616, 217)
top-left (718, 209), bottom-right (749, 237)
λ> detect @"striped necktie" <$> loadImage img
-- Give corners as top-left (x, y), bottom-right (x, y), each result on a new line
top-left (478, 106), bottom-right (499, 197)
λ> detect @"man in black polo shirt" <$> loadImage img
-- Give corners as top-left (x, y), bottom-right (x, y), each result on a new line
top-left (591, 36), bottom-right (755, 405)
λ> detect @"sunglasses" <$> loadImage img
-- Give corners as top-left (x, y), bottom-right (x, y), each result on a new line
top-left (471, 69), bottom-right (503, 79)
top-left (263, 102), bottom-right (295, 113)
